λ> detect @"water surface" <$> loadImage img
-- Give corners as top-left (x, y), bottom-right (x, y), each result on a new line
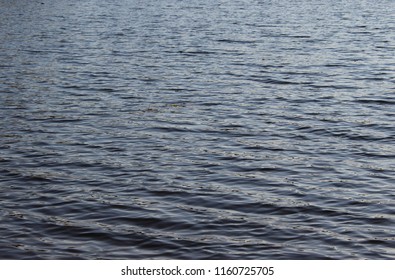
top-left (1, 0), bottom-right (395, 259)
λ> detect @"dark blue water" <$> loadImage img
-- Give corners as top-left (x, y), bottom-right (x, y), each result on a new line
top-left (1, 0), bottom-right (394, 259)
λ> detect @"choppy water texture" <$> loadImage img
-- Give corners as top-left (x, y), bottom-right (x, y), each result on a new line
top-left (1, 0), bottom-right (395, 259)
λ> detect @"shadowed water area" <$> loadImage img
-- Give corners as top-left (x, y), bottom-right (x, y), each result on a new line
top-left (0, 0), bottom-right (394, 259)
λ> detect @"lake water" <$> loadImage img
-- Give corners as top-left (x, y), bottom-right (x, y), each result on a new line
top-left (0, 0), bottom-right (394, 259)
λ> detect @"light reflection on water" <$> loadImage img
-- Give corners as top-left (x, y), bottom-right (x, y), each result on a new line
top-left (0, 0), bottom-right (394, 259)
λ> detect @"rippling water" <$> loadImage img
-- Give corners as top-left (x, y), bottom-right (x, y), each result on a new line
top-left (1, 0), bottom-right (395, 259)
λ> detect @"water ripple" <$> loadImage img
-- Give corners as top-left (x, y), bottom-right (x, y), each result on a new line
top-left (1, 0), bottom-right (395, 259)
